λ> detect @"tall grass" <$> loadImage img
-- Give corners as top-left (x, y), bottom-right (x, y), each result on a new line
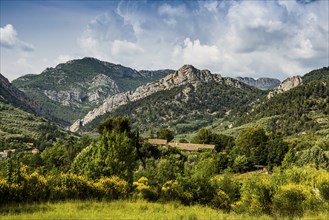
top-left (1, 200), bottom-right (328, 220)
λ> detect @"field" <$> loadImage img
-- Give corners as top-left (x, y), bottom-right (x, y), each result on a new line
top-left (1, 200), bottom-right (328, 220)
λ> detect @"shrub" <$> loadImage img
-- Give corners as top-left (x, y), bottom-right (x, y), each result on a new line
top-left (272, 183), bottom-right (310, 218)
top-left (317, 174), bottom-right (329, 201)
top-left (21, 172), bottom-right (48, 202)
top-left (133, 177), bottom-right (159, 201)
top-left (161, 180), bottom-right (179, 201)
top-left (48, 173), bottom-right (93, 200)
top-left (0, 178), bottom-right (11, 204)
top-left (232, 175), bottom-right (273, 215)
top-left (211, 190), bottom-right (230, 211)
top-left (95, 176), bottom-right (129, 200)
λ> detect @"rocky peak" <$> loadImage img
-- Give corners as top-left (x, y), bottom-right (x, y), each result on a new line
top-left (236, 77), bottom-right (280, 90)
top-left (268, 75), bottom-right (302, 98)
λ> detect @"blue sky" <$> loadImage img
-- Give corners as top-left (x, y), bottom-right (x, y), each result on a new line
top-left (0, 0), bottom-right (328, 81)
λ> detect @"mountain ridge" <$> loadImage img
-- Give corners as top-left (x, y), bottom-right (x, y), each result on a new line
top-left (236, 77), bottom-right (280, 90)
top-left (12, 57), bottom-right (173, 126)
top-left (70, 64), bottom-right (263, 132)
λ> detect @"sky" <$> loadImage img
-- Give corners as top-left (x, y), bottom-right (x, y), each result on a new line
top-left (0, 0), bottom-right (328, 81)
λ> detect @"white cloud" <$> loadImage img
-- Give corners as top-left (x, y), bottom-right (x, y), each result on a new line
top-left (0, 24), bottom-right (34, 51)
top-left (172, 38), bottom-right (220, 68)
top-left (111, 40), bottom-right (143, 56)
top-left (76, 0), bottom-right (328, 80)
top-left (158, 4), bottom-right (186, 17)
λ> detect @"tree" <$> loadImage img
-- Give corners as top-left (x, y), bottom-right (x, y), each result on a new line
top-left (97, 116), bottom-right (131, 136)
top-left (191, 128), bottom-right (212, 144)
top-left (71, 129), bottom-right (137, 182)
top-left (267, 138), bottom-right (289, 168)
top-left (235, 127), bottom-right (268, 166)
top-left (156, 128), bottom-right (174, 142)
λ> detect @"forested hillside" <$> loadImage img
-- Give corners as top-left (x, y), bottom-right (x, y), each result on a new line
top-left (12, 57), bottom-right (172, 126)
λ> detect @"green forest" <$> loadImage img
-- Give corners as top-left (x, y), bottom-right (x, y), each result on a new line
top-left (1, 116), bottom-right (329, 219)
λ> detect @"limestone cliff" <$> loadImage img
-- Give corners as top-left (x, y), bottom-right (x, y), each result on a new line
top-left (267, 76), bottom-right (303, 98)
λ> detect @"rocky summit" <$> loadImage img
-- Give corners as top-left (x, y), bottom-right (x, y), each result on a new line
top-left (236, 77), bottom-right (280, 90)
top-left (267, 75), bottom-right (303, 99)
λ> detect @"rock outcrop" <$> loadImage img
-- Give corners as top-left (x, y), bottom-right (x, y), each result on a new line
top-left (267, 75), bottom-right (302, 98)
top-left (70, 65), bottom-right (223, 132)
top-left (236, 77), bottom-right (280, 90)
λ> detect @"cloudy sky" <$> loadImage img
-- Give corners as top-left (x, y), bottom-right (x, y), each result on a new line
top-left (0, 0), bottom-right (328, 81)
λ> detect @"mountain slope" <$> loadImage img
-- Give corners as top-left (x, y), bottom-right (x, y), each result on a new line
top-left (12, 57), bottom-right (172, 126)
top-left (0, 73), bottom-right (40, 114)
top-left (0, 74), bottom-right (68, 147)
top-left (218, 67), bottom-right (329, 137)
top-left (236, 77), bottom-right (280, 90)
top-left (71, 65), bottom-right (265, 134)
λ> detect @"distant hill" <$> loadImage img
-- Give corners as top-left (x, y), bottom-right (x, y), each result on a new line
top-left (0, 73), bottom-right (40, 115)
top-left (217, 67), bottom-right (329, 138)
top-left (0, 74), bottom-right (68, 147)
top-left (72, 65), bottom-right (265, 134)
top-left (12, 57), bottom-right (173, 126)
top-left (236, 77), bottom-right (280, 90)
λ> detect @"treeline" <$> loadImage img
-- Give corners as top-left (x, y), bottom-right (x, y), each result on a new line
top-left (1, 117), bottom-right (329, 218)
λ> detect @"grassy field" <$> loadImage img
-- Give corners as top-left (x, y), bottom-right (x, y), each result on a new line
top-left (0, 200), bottom-right (328, 220)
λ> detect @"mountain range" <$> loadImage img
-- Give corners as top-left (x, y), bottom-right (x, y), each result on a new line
top-left (1, 57), bottom-right (328, 145)
top-left (12, 57), bottom-right (172, 126)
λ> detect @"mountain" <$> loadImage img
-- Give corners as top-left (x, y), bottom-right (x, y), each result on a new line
top-left (12, 57), bottom-right (173, 126)
top-left (0, 73), bottom-right (40, 114)
top-left (0, 74), bottom-right (68, 147)
top-left (216, 67), bottom-right (329, 138)
top-left (236, 77), bottom-right (280, 90)
top-left (71, 65), bottom-right (265, 133)
top-left (267, 75), bottom-right (303, 99)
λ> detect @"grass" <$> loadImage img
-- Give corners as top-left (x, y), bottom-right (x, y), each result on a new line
top-left (0, 200), bottom-right (266, 220)
top-left (1, 200), bottom-right (328, 220)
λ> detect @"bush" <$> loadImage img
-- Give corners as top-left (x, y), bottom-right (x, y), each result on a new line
top-left (95, 176), bottom-right (129, 200)
top-left (272, 183), bottom-right (310, 218)
top-left (161, 180), bottom-right (179, 201)
top-left (21, 172), bottom-right (48, 202)
top-left (317, 174), bottom-right (329, 201)
top-left (133, 177), bottom-right (159, 201)
top-left (0, 178), bottom-right (11, 204)
top-left (232, 175), bottom-right (273, 215)
top-left (48, 173), bottom-right (93, 200)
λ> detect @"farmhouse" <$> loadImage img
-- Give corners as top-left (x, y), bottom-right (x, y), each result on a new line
top-left (147, 139), bottom-right (215, 151)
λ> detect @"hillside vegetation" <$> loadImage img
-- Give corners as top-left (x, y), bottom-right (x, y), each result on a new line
top-left (83, 80), bottom-right (265, 135)
top-left (12, 57), bottom-right (172, 125)
top-left (0, 101), bottom-right (69, 149)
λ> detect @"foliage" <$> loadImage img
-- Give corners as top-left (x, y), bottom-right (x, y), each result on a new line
top-left (95, 176), bottom-right (129, 200)
top-left (133, 177), bottom-right (158, 201)
top-left (71, 130), bottom-right (137, 181)
top-left (0, 102), bottom-right (67, 147)
top-left (192, 128), bottom-right (235, 152)
top-left (156, 128), bottom-right (174, 142)
top-left (272, 183), bottom-right (310, 218)
top-left (97, 116), bottom-right (132, 135)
